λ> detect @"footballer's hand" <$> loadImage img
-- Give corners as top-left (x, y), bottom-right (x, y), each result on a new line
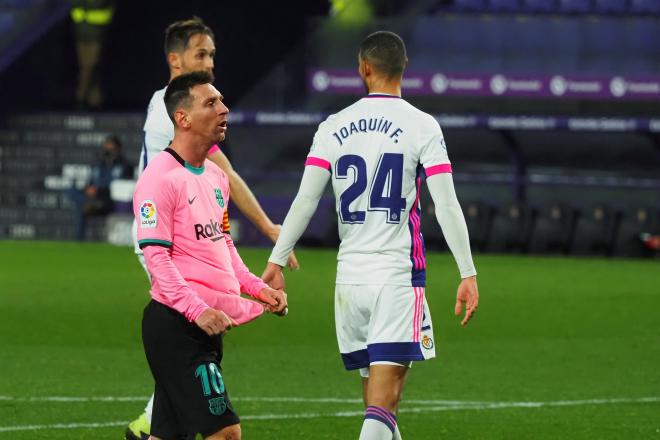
top-left (195, 308), bottom-right (239, 336)
top-left (455, 276), bottom-right (479, 326)
top-left (256, 287), bottom-right (288, 316)
top-left (286, 252), bottom-right (299, 271)
top-left (262, 261), bottom-right (285, 290)
top-left (269, 224), bottom-right (300, 270)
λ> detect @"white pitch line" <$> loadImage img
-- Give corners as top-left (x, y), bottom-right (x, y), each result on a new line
top-left (0, 396), bottom-right (147, 403)
top-left (238, 397), bottom-right (484, 406)
top-left (241, 396), bottom-right (660, 420)
top-left (0, 421), bottom-right (128, 433)
top-left (0, 396), bottom-right (659, 432)
top-left (2, 395), bottom-right (660, 406)
top-left (0, 395), bottom-right (472, 405)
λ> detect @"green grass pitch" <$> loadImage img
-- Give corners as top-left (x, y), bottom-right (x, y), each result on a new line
top-left (0, 241), bottom-right (658, 439)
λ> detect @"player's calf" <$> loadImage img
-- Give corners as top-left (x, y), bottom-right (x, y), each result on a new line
top-left (359, 364), bottom-right (409, 439)
top-left (363, 364), bottom-right (409, 413)
top-left (206, 423), bottom-right (241, 440)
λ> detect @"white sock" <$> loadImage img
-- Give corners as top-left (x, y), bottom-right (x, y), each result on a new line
top-left (359, 419), bottom-right (393, 440)
top-left (359, 406), bottom-right (396, 440)
top-left (145, 394), bottom-right (154, 423)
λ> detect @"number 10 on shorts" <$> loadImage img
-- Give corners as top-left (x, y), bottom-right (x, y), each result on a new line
top-left (195, 362), bottom-right (225, 396)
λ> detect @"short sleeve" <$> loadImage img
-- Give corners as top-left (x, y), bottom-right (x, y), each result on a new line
top-left (305, 117), bottom-right (336, 172)
top-left (419, 116), bottom-right (452, 176)
top-left (133, 176), bottom-right (176, 248)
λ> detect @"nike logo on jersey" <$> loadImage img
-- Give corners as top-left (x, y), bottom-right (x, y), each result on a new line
top-left (188, 195), bottom-right (197, 204)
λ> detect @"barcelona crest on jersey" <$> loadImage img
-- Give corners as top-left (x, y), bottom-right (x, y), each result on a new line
top-left (214, 188), bottom-right (224, 208)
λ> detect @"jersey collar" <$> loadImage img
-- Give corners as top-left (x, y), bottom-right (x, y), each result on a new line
top-left (165, 148), bottom-right (205, 175)
top-left (364, 93), bottom-right (401, 99)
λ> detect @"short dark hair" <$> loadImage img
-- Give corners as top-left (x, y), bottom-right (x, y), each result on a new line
top-left (359, 31), bottom-right (407, 80)
top-left (164, 16), bottom-right (215, 56)
top-left (164, 70), bottom-right (215, 124)
top-left (104, 135), bottom-right (121, 149)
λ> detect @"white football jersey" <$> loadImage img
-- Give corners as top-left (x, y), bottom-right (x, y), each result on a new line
top-left (134, 86), bottom-right (172, 256)
top-left (307, 94), bottom-right (452, 287)
top-left (138, 86), bottom-right (173, 175)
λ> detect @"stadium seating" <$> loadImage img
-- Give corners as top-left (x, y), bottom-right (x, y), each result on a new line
top-left (490, 0), bottom-right (521, 12)
top-left (437, 0), bottom-right (660, 14)
top-left (486, 202), bottom-right (538, 253)
top-left (462, 201), bottom-right (497, 252)
top-left (529, 203), bottom-right (579, 254)
top-left (630, 0), bottom-right (660, 13)
top-left (522, 0), bottom-right (558, 12)
top-left (1, 111), bottom-right (657, 258)
top-left (558, 0), bottom-right (590, 12)
top-left (623, 18), bottom-right (657, 72)
top-left (0, 113), bottom-right (143, 241)
top-left (614, 207), bottom-right (659, 257)
top-left (572, 205), bottom-right (622, 256)
top-left (594, 0), bottom-right (628, 13)
top-left (454, 0), bottom-right (490, 12)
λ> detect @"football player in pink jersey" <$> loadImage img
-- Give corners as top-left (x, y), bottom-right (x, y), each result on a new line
top-left (134, 71), bottom-right (287, 440)
top-left (127, 17), bottom-right (296, 440)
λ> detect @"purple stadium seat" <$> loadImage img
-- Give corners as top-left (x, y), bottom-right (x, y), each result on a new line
top-left (489, 0), bottom-right (521, 11)
top-left (508, 17), bottom-right (559, 71)
top-left (522, 0), bottom-right (558, 12)
top-left (594, 0), bottom-right (628, 13)
top-left (558, 0), bottom-right (592, 13)
top-left (582, 17), bottom-right (625, 73)
top-left (623, 18), bottom-right (657, 72)
top-left (630, 0), bottom-right (660, 13)
top-left (454, 0), bottom-right (489, 11)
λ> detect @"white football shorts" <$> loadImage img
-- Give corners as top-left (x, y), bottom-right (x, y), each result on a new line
top-left (335, 284), bottom-right (436, 371)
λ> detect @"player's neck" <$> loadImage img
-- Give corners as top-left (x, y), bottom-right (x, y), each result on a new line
top-left (367, 79), bottom-right (401, 97)
top-left (169, 134), bottom-right (211, 168)
top-left (169, 67), bottom-right (183, 83)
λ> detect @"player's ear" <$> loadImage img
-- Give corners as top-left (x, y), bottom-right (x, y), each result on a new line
top-left (362, 60), bottom-right (373, 77)
top-left (358, 57), bottom-right (366, 77)
top-left (174, 109), bottom-right (190, 128)
top-left (168, 52), bottom-right (181, 71)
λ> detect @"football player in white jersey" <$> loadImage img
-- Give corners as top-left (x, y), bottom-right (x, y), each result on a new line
top-left (126, 17), bottom-right (297, 440)
top-left (263, 31), bottom-right (479, 439)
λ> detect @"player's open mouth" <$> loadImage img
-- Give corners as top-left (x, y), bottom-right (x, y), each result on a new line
top-left (218, 121), bottom-right (227, 132)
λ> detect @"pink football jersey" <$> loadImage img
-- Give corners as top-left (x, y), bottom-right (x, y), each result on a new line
top-left (133, 148), bottom-right (267, 324)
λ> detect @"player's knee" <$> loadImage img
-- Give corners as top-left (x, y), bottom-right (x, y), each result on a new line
top-left (206, 423), bottom-right (241, 440)
top-left (369, 393), bottom-right (402, 412)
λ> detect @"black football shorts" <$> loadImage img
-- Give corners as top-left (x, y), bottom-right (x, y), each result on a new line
top-left (142, 300), bottom-right (240, 439)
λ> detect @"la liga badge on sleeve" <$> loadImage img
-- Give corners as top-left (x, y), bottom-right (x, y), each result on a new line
top-left (139, 200), bottom-right (158, 228)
